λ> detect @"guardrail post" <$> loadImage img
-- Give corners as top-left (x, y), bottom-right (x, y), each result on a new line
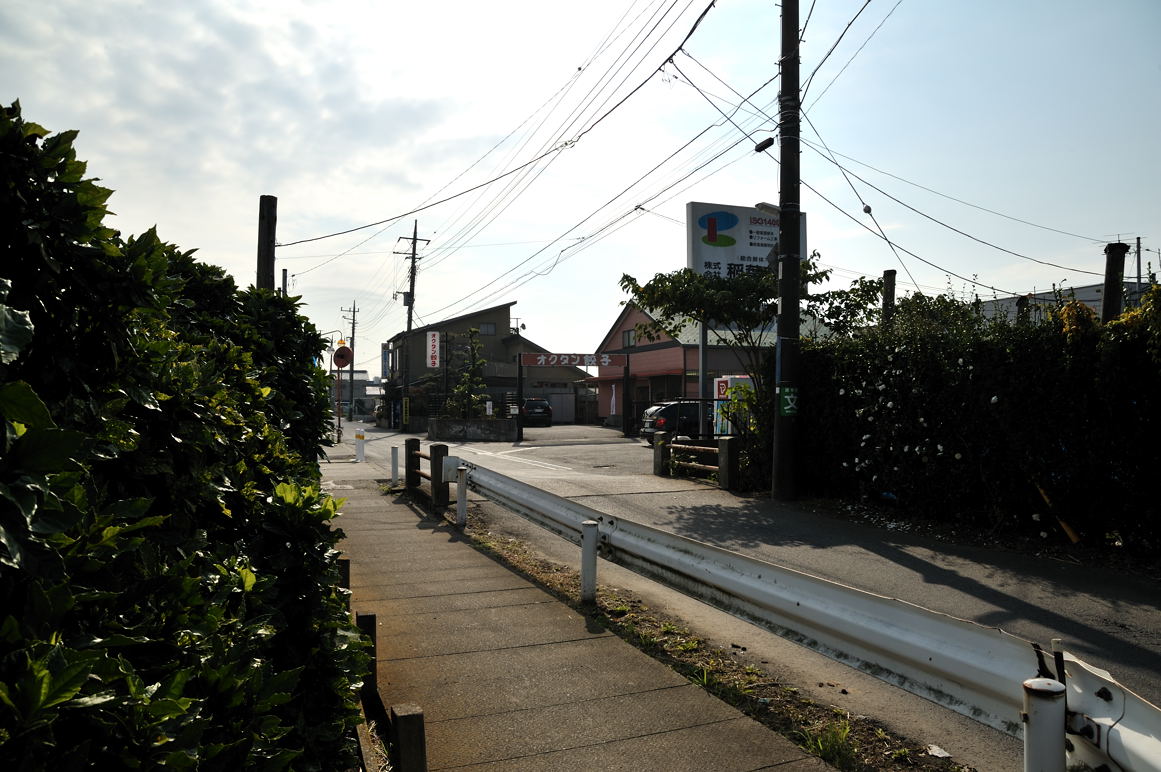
top-left (430, 444), bottom-right (448, 507)
top-left (389, 703), bottom-right (428, 772)
top-left (581, 520), bottom-right (598, 604)
top-left (404, 438), bottom-right (420, 489)
top-left (391, 445), bottom-right (399, 486)
top-left (456, 466), bottom-right (468, 528)
top-left (355, 429), bottom-right (365, 462)
top-left (1022, 678), bottom-right (1066, 772)
top-left (652, 432), bottom-right (671, 476)
top-left (718, 436), bottom-right (738, 491)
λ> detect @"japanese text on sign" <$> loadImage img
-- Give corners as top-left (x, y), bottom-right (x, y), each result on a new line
top-left (519, 352), bottom-right (628, 367)
top-left (426, 331), bottom-right (440, 369)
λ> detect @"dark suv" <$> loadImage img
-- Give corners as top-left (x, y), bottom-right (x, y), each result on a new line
top-left (640, 401), bottom-right (702, 445)
top-left (520, 397), bottom-right (553, 427)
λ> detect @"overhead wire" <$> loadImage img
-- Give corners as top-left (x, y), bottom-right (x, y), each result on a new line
top-left (804, 0), bottom-right (905, 113)
top-left (801, 0), bottom-right (873, 102)
top-left (804, 143), bottom-right (1104, 277)
top-left (800, 110), bottom-right (919, 287)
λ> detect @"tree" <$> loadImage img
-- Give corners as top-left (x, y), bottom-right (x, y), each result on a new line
top-left (443, 328), bottom-right (489, 418)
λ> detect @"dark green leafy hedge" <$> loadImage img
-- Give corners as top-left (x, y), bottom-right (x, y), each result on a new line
top-left (1, 101), bottom-right (364, 769)
top-left (799, 288), bottom-right (1161, 551)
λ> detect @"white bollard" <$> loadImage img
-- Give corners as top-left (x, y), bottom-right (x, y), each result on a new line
top-left (355, 429), bottom-right (365, 463)
top-left (391, 446), bottom-right (399, 486)
top-left (456, 466), bottom-right (468, 528)
top-left (581, 520), bottom-right (598, 604)
top-left (1023, 677), bottom-right (1066, 772)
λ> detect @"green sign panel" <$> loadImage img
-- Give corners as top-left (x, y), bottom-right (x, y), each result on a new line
top-left (779, 385), bottom-right (799, 416)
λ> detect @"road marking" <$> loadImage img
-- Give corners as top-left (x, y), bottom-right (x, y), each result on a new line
top-left (456, 445), bottom-right (572, 471)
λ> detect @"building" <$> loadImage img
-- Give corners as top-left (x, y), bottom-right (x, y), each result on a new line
top-left (979, 281), bottom-right (1153, 323)
top-left (592, 304), bottom-right (786, 425)
top-left (381, 302), bottom-right (594, 430)
top-left (326, 369), bottom-right (378, 419)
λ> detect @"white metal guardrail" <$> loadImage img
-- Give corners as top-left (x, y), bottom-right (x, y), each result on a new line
top-left (442, 456), bottom-right (1161, 771)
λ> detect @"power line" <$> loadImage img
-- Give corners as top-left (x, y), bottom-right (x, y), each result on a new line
top-left (801, 0), bottom-right (873, 102)
top-left (803, 143), bottom-right (1105, 277)
top-left (804, 0), bottom-right (905, 113)
top-left (798, 138), bottom-right (1109, 242)
top-left (800, 111), bottom-right (918, 287)
top-left (281, 0), bottom-right (719, 260)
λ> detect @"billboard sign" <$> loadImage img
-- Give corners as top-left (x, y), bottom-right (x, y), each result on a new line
top-left (686, 201), bottom-right (778, 278)
top-left (686, 202), bottom-right (807, 278)
top-left (519, 352), bottom-right (627, 367)
top-left (426, 331), bottom-right (440, 369)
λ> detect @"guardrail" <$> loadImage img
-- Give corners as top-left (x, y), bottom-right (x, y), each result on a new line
top-left (443, 455), bottom-right (1161, 771)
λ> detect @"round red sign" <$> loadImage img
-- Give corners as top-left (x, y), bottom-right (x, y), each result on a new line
top-left (332, 345), bottom-right (353, 368)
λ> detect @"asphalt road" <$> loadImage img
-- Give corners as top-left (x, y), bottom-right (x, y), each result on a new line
top-left (340, 421), bottom-right (1161, 771)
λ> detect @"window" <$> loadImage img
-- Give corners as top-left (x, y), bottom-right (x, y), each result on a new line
top-left (622, 329), bottom-right (637, 348)
top-left (479, 322), bottom-right (496, 335)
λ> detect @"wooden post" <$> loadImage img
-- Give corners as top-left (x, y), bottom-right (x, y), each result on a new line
top-left (257, 195), bottom-right (277, 290)
top-left (389, 704), bottom-right (428, 772)
top-left (1101, 242), bottom-right (1129, 322)
top-left (430, 444), bottom-right (448, 507)
top-left (718, 436), bottom-right (738, 491)
top-left (405, 438), bottom-right (420, 489)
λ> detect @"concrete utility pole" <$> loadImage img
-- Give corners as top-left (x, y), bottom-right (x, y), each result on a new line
top-left (257, 195), bottom-right (277, 290)
top-left (395, 221), bottom-right (430, 432)
top-left (342, 302), bottom-right (359, 420)
top-left (772, 0), bottom-right (802, 500)
top-left (1101, 242), bottom-right (1129, 323)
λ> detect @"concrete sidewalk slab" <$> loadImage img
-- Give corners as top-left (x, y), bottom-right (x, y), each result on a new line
top-left (327, 462), bottom-right (823, 771)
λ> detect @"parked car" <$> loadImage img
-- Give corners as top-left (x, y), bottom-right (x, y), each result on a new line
top-left (640, 401), bottom-right (703, 445)
top-left (520, 397), bottom-right (553, 427)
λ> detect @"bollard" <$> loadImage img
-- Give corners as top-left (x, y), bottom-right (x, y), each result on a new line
top-left (718, 436), bottom-right (738, 491)
top-left (1022, 677), bottom-right (1066, 772)
top-left (391, 445), bottom-right (399, 487)
top-left (581, 520), bottom-right (598, 604)
top-left (652, 432), bottom-right (671, 476)
top-left (456, 466), bottom-right (468, 528)
top-left (355, 429), bottom-right (365, 463)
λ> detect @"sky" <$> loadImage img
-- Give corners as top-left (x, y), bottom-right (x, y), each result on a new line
top-left (4, 0), bottom-right (1159, 376)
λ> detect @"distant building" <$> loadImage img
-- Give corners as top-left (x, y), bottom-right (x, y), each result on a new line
top-left (380, 302), bottom-right (594, 430)
top-left (979, 281), bottom-right (1152, 323)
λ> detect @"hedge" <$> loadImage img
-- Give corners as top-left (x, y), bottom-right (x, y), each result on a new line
top-left (1, 101), bottom-right (365, 770)
top-left (799, 288), bottom-right (1161, 551)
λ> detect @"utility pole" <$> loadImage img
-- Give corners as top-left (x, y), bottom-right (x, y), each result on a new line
top-left (772, 0), bottom-right (802, 500)
top-left (394, 221), bottom-right (430, 432)
top-left (257, 195), bottom-right (277, 290)
top-left (342, 302), bottom-right (359, 420)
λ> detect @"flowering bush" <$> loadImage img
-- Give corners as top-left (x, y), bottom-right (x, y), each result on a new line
top-left (800, 287), bottom-right (1160, 551)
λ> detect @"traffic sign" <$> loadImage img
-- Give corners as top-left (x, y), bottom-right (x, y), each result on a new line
top-left (333, 345), bottom-right (353, 368)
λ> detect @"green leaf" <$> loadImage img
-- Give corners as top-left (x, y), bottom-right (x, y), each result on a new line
top-left (239, 566), bottom-right (256, 592)
top-left (0, 300), bottom-right (34, 364)
top-left (0, 381), bottom-right (55, 428)
top-left (8, 428), bottom-right (85, 473)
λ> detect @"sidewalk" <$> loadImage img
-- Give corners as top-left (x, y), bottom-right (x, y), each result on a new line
top-left (322, 453), bottom-right (824, 771)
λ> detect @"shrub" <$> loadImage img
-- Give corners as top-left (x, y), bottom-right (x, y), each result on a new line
top-left (0, 101), bottom-right (365, 770)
